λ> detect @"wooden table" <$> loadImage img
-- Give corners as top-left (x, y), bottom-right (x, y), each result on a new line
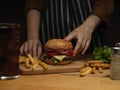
top-left (0, 73), bottom-right (120, 90)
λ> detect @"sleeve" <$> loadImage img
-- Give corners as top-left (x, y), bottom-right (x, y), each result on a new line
top-left (92, 0), bottom-right (114, 25)
top-left (25, 0), bottom-right (48, 12)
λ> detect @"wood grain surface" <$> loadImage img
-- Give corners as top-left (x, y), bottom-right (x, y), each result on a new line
top-left (0, 74), bottom-right (120, 90)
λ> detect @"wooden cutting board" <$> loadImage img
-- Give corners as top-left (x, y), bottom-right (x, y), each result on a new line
top-left (19, 60), bottom-right (85, 75)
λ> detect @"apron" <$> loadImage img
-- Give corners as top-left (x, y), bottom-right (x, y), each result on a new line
top-left (40, 0), bottom-right (105, 54)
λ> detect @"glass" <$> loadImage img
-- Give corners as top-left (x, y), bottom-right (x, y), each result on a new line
top-left (0, 23), bottom-right (20, 80)
top-left (110, 47), bottom-right (120, 80)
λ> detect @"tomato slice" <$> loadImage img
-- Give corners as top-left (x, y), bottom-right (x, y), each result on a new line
top-left (44, 47), bottom-right (74, 56)
top-left (58, 50), bottom-right (74, 56)
top-left (44, 50), bottom-right (57, 56)
top-left (44, 50), bottom-right (74, 56)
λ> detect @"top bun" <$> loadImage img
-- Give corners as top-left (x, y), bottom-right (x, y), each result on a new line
top-left (45, 39), bottom-right (73, 50)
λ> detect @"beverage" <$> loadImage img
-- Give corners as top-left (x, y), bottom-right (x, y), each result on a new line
top-left (0, 23), bottom-right (20, 80)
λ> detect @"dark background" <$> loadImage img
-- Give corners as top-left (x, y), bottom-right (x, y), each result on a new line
top-left (0, 0), bottom-right (120, 47)
top-left (0, 0), bottom-right (26, 45)
top-left (104, 0), bottom-right (120, 46)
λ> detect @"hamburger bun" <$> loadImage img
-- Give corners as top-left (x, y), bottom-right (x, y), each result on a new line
top-left (45, 39), bottom-right (73, 50)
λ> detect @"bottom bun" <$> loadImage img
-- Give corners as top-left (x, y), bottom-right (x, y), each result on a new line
top-left (44, 59), bottom-right (72, 65)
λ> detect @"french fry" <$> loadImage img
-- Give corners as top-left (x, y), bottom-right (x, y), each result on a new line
top-left (32, 61), bottom-right (39, 70)
top-left (98, 67), bottom-right (103, 73)
top-left (84, 62), bottom-right (89, 67)
top-left (91, 67), bottom-right (96, 74)
top-left (80, 67), bottom-right (92, 77)
top-left (101, 64), bottom-right (110, 69)
top-left (33, 57), bottom-right (48, 70)
top-left (19, 54), bottom-right (48, 71)
top-left (19, 58), bottom-right (26, 64)
top-left (90, 63), bottom-right (110, 69)
top-left (80, 67), bottom-right (90, 73)
top-left (87, 60), bottom-right (104, 65)
top-left (27, 54), bottom-right (35, 65)
top-left (25, 58), bottom-right (32, 69)
top-left (38, 60), bottom-right (48, 70)
top-left (19, 56), bottom-right (27, 63)
top-left (81, 60), bottom-right (110, 76)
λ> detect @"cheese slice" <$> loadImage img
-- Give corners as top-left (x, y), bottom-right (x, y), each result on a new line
top-left (53, 55), bottom-right (66, 61)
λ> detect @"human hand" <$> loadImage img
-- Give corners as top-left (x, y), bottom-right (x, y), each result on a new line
top-left (64, 15), bottom-right (101, 55)
top-left (20, 38), bottom-right (42, 57)
top-left (64, 24), bottom-right (94, 55)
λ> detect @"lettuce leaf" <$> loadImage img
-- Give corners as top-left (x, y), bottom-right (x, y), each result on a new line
top-left (92, 45), bottom-right (111, 63)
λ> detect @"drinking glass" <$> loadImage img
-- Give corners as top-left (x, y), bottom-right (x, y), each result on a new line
top-left (0, 23), bottom-right (20, 80)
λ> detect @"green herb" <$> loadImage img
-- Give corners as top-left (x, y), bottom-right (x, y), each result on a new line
top-left (92, 45), bottom-right (111, 63)
top-left (40, 54), bottom-right (47, 61)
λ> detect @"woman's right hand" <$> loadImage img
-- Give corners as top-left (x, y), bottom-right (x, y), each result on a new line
top-left (20, 38), bottom-right (42, 57)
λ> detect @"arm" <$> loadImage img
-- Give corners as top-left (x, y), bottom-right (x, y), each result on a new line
top-left (20, 0), bottom-right (48, 57)
top-left (92, 0), bottom-right (114, 25)
top-left (64, 0), bottom-right (114, 55)
top-left (26, 0), bottom-right (48, 39)
top-left (27, 9), bottom-right (40, 40)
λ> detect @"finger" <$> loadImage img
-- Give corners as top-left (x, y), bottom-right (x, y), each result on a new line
top-left (80, 39), bottom-right (86, 53)
top-left (64, 32), bottom-right (75, 41)
top-left (82, 40), bottom-right (90, 55)
top-left (23, 43), bottom-right (29, 55)
top-left (28, 40), bottom-right (33, 56)
top-left (20, 44), bottom-right (25, 55)
top-left (73, 40), bottom-right (82, 56)
top-left (37, 45), bottom-right (42, 57)
top-left (32, 42), bottom-right (38, 57)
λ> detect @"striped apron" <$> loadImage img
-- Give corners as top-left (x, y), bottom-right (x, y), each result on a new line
top-left (40, 0), bottom-right (105, 54)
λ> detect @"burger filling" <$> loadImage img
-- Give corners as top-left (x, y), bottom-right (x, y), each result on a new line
top-left (42, 47), bottom-right (74, 63)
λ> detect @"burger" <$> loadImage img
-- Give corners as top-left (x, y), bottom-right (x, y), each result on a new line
top-left (42, 39), bottom-right (74, 65)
